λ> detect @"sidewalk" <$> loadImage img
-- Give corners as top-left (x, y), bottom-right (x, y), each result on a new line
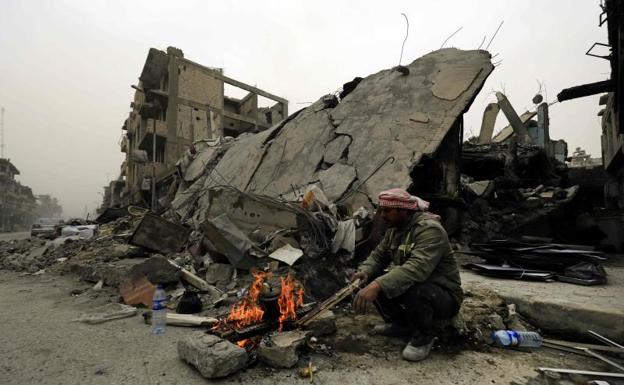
top-left (461, 261), bottom-right (624, 341)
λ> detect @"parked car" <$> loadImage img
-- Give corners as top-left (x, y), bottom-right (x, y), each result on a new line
top-left (30, 218), bottom-right (64, 239)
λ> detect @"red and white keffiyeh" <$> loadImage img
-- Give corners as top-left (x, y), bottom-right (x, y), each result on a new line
top-left (378, 188), bottom-right (430, 211)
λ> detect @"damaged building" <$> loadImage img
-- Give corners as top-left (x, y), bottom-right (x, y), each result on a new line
top-left (557, 0), bottom-right (624, 249)
top-left (172, 48), bottom-right (494, 232)
top-left (116, 46), bottom-right (288, 209)
top-left (0, 158), bottom-right (38, 232)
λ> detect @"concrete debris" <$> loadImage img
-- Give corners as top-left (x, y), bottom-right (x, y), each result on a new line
top-left (323, 135), bottom-right (351, 165)
top-left (178, 332), bottom-right (247, 378)
top-left (205, 262), bottom-right (235, 285)
top-left (127, 255), bottom-right (181, 285)
top-left (257, 330), bottom-right (309, 368)
top-left (202, 213), bottom-right (264, 269)
top-left (129, 213), bottom-right (191, 254)
top-left (317, 163), bottom-right (357, 202)
top-left (72, 303), bottom-right (137, 324)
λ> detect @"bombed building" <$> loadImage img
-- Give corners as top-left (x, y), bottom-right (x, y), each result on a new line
top-left (116, 47), bottom-right (288, 210)
top-left (0, 158), bottom-right (37, 231)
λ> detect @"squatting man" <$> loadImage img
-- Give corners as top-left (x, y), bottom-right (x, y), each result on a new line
top-left (352, 188), bottom-right (462, 361)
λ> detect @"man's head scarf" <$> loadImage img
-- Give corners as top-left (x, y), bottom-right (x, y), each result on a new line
top-left (378, 188), bottom-right (430, 211)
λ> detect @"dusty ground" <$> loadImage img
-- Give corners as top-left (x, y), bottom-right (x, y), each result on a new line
top-left (1, 270), bottom-right (614, 385)
top-left (0, 231), bottom-right (30, 242)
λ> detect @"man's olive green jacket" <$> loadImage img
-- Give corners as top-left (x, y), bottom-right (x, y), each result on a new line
top-left (359, 212), bottom-right (463, 305)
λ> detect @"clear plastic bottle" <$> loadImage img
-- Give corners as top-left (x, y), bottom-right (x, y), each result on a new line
top-left (152, 285), bottom-right (167, 335)
top-left (492, 330), bottom-right (542, 348)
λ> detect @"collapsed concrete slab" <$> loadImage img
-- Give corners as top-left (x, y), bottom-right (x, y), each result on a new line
top-left (173, 48), bottom-right (493, 225)
top-left (331, 49), bottom-right (493, 201)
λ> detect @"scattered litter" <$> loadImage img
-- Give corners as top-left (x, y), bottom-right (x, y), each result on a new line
top-left (73, 303), bottom-right (137, 324)
top-left (268, 244), bottom-right (303, 266)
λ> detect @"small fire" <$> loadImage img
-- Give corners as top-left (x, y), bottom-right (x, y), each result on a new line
top-left (226, 270), bottom-right (267, 328)
top-left (278, 274), bottom-right (304, 330)
top-left (217, 269), bottom-right (305, 331)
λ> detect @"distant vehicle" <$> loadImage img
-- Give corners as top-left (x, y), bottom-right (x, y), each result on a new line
top-left (30, 218), bottom-right (64, 239)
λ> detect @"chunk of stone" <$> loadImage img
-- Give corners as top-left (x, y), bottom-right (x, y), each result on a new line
top-left (178, 332), bottom-right (247, 378)
top-left (486, 313), bottom-right (505, 331)
top-left (127, 255), bottom-right (181, 285)
top-left (317, 163), bottom-right (357, 202)
top-left (205, 263), bottom-right (234, 285)
top-left (302, 310), bottom-right (337, 336)
top-left (257, 330), bottom-right (308, 368)
top-left (323, 135), bottom-right (352, 164)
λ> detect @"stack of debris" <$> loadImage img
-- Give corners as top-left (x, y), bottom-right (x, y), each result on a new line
top-left (463, 238), bottom-right (608, 285)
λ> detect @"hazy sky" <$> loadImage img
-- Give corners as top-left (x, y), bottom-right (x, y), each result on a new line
top-left (0, 0), bottom-right (610, 218)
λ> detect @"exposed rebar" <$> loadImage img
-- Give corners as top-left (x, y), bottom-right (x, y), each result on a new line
top-left (398, 13), bottom-right (409, 66)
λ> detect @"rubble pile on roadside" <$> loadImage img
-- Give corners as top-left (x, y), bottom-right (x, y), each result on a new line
top-left (458, 141), bottom-right (576, 244)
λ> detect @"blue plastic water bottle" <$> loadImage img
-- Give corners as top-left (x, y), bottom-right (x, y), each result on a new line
top-left (492, 330), bottom-right (542, 348)
top-left (152, 285), bottom-right (167, 335)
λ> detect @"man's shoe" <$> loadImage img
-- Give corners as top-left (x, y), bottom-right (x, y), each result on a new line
top-left (370, 322), bottom-right (410, 337)
top-left (401, 339), bottom-right (435, 362)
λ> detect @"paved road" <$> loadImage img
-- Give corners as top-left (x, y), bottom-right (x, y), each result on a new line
top-left (0, 270), bottom-right (603, 385)
top-left (0, 231), bottom-right (30, 242)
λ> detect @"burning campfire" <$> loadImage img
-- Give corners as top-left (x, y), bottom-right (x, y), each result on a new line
top-left (212, 269), bottom-right (307, 347)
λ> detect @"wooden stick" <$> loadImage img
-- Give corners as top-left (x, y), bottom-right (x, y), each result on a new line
top-left (144, 311), bottom-right (218, 327)
top-left (297, 279), bottom-right (360, 327)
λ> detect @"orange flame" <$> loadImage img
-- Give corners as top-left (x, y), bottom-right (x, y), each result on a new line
top-left (278, 274), bottom-right (304, 330)
top-left (226, 269), bottom-right (268, 328)
top-left (217, 270), bottom-right (305, 332)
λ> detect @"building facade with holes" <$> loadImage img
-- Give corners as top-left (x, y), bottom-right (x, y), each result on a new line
top-left (114, 46), bottom-right (288, 210)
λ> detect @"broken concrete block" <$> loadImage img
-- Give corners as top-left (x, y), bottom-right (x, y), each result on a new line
top-left (465, 180), bottom-right (494, 197)
top-left (205, 263), bottom-right (234, 285)
top-left (178, 332), bottom-right (247, 379)
top-left (318, 163), bottom-right (357, 202)
top-left (409, 112), bottom-right (430, 123)
top-left (129, 213), bottom-right (191, 254)
top-left (302, 310), bottom-right (337, 336)
top-left (486, 313), bottom-right (506, 331)
top-left (127, 255), bottom-right (181, 285)
top-left (323, 135), bottom-right (351, 164)
top-left (257, 330), bottom-right (308, 368)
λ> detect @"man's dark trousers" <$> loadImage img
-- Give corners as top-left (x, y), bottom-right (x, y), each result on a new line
top-left (373, 282), bottom-right (459, 345)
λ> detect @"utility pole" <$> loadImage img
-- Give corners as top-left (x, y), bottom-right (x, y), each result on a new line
top-left (151, 122), bottom-right (156, 211)
top-left (1, 107), bottom-right (5, 158)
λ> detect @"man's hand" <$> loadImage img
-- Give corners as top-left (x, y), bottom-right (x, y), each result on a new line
top-left (350, 270), bottom-right (369, 287)
top-left (353, 281), bottom-right (382, 314)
